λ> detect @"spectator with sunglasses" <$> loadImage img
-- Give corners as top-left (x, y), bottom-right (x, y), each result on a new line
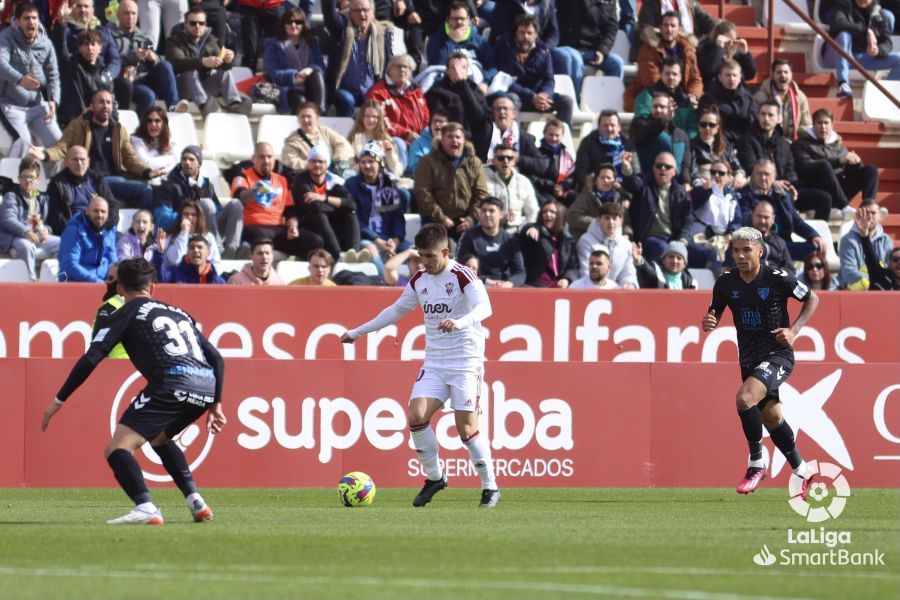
top-left (690, 106), bottom-right (744, 187)
top-left (839, 198), bottom-right (893, 290)
top-left (483, 142), bottom-right (539, 233)
top-left (689, 158), bottom-right (741, 269)
top-left (861, 246), bottom-right (900, 291)
top-left (263, 8), bottom-right (327, 115)
top-left (798, 251), bottom-right (838, 291)
top-left (622, 150), bottom-right (693, 263)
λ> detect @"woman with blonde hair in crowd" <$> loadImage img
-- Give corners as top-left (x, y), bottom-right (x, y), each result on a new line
top-left (347, 99), bottom-right (407, 177)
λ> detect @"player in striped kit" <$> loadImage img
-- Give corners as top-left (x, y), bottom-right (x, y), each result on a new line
top-left (341, 224), bottom-right (500, 508)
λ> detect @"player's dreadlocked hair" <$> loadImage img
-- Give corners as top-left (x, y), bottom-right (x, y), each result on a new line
top-left (415, 223), bottom-right (449, 251)
top-left (117, 258), bottom-right (157, 293)
top-left (732, 226), bottom-right (763, 245)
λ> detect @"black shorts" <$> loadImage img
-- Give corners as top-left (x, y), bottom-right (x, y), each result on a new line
top-left (741, 356), bottom-right (794, 409)
top-left (119, 387), bottom-right (213, 441)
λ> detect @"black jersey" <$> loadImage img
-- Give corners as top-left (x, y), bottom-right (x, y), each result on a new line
top-left (57, 296), bottom-right (224, 403)
top-left (709, 265), bottom-right (811, 369)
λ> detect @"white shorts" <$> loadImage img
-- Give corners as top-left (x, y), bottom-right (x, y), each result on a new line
top-left (410, 365), bottom-right (484, 412)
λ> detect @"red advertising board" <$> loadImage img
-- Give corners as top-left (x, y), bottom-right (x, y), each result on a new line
top-left (1, 283), bottom-right (899, 364)
top-left (9, 358), bottom-right (900, 488)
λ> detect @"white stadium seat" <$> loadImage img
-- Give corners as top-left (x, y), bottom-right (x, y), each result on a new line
top-left (764, 0), bottom-right (813, 33)
top-left (200, 160), bottom-right (231, 202)
top-left (611, 30), bottom-right (637, 77)
top-left (118, 208), bottom-right (138, 234)
top-left (166, 112), bottom-right (199, 155)
top-left (218, 259), bottom-right (248, 274)
top-left (580, 76), bottom-right (625, 114)
top-left (688, 268), bottom-right (717, 290)
top-left (404, 213), bottom-right (421, 244)
top-left (553, 74), bottom-right (593, 123)
top-left (257, 114), bottom-right (299, 158)
top-left (333, 261), bottom-right (378, 277)
top-left (320, 117), bottom-right (355, 139)
top-left (276, 260), bottom-right (311, 282)
top-left (0, 258), bottom-right (31, 282)
top-left (203, 113), bottom-right (254, 164)
top-left (794, 219), bottom-right (841, 271)
top-left (118, 110), bottom-right (140, 135)
top-left (39, 258), bottom-right (58, 281)
top-left (861, 80), bottom-right (900, 126)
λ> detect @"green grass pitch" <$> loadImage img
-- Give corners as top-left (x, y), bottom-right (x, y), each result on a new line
top-left (0, 488), bottom-right (897, 599)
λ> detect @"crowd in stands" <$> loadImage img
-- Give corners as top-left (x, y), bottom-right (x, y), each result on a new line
top-left (0, 0), bottom-right (898, 291)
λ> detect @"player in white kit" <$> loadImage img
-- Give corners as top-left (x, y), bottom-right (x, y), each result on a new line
top-left (340, 224), bottom-right (500, 508)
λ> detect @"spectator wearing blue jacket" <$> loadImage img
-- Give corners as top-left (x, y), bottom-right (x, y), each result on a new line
top-left (492, 15), bottom-right (573, 125)
top-left (263, 8), bottom-right (327, 114)
top-left (346, 142), bottom-right (411, 276)
top-left (58, 195), bottom-right (118, 282)
top-left (405, 109), bottom-right (450, 177)
top-left (154, 234), bottom-right (225, 284)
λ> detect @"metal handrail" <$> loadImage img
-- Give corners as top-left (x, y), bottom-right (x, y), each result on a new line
top-left (766, 0), bottom-right (900, 113)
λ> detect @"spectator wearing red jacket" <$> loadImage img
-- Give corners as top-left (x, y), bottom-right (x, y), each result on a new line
top-left (365, 54), bottom-right (430, 144)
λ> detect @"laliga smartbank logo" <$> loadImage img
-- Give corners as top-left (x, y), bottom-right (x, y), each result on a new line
top-left (788, 460), bottom-right (850, 523)
top-left (751, 461), bottom-right (885, 568)
top-left (112, 372), bottom-right (215, 482)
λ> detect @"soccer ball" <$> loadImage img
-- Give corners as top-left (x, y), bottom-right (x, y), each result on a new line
top-left (338, 471), bottom-right (376, 507)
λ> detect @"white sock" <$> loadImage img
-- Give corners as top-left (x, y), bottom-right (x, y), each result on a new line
top-left (749, 457), bottom-right (766, 469)
top-left (793, 460), bottom-right (809, 479)
top-left (186, 492), bottom-right (205, 507)
top-left (463, 431), bottom-right (496, 490)
top-left (410, 423), bottom-right (442, 480)
top-left (135, 501), bottom-right (157, 513)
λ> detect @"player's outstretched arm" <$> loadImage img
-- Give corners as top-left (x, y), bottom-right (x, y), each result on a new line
top-left (341, 288), bottom-right (418, 343)
top-left (773, 290), bottom-right (819, 346)
top-left (451, 278), bottom-right (492, 331)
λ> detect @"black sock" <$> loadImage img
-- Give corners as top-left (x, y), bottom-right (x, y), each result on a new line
top-left (152, 441), bottom-right (199, 497)
top-left (768, 419), bottom-right (803, 470)
top-left (106, 449), bottom-right (152, 505)
top-left (738, 406), bottom-right (764, 462)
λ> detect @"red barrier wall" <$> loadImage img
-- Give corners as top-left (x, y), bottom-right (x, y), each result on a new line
top-left (1, 283), bottom-right (899, 364)
top-left (8, 358), bottom-right (900, 488)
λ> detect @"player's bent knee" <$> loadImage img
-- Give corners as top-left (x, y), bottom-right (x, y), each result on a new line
top-left (735, 389), bottom-right (759, 410)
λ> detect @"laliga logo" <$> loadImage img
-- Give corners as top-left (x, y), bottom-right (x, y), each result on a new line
top-left (111, 371), bottom-right (215, 482)
top-left (788, 459), bottom-right (851, 523)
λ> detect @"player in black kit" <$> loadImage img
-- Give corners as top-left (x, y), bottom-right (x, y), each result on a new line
top-left (42, 258), bottom-right (226, 525)
top-left (702, 227), bottom-right (818, 498)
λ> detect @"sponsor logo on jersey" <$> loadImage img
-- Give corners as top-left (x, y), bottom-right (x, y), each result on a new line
top-left (174, 390), bottom-right (215, 406)
top-left (741, 307), bottom-right (763, 329)
top-left (758, 287), bottom-right (770, 300)
top-left (422, 302), bottom-right (451, 314)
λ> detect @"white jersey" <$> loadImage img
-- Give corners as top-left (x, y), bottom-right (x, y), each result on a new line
top-left (349, 260), bottom-right (491, 370)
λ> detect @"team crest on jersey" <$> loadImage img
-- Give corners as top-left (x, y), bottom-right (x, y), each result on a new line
top-left (445, 281), bottom-right (454, 296)
top-left (758, 287), bottom-right (770, 300)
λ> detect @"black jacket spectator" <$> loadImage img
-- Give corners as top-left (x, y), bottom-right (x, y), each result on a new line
top-left (690, 136), bottom-right (743, 180)
top-left (425, 76), bottom-right (492, 156)
top-left (528, 142), bottom-right (578, 204)
top-left (47, 168), bottom-right (118, 234)
top-left (490, 0), bottom-right (561, 48)
top-left (736, 184), bottom-right (818, 243)
top-left (153, 167), bottom-right (221, 225)
top-left (556, 0), bottom-right (617, 58)
top-left (698, 80), bottom-right (757, 145)
top-left (736, 123), bottom-right (799, 184)
top-left (696, 37), bottom-right (757, 89)
top-left (622, 173), bottom-right (692, 245)
top-left (829, 0), bottom-right (893, 57)
top-left (574, 130), bottom-right (636, 187)
top-left (518, 221), bottom-right (579, 286)
top-left (457, 225), bottom-right (527, 286)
